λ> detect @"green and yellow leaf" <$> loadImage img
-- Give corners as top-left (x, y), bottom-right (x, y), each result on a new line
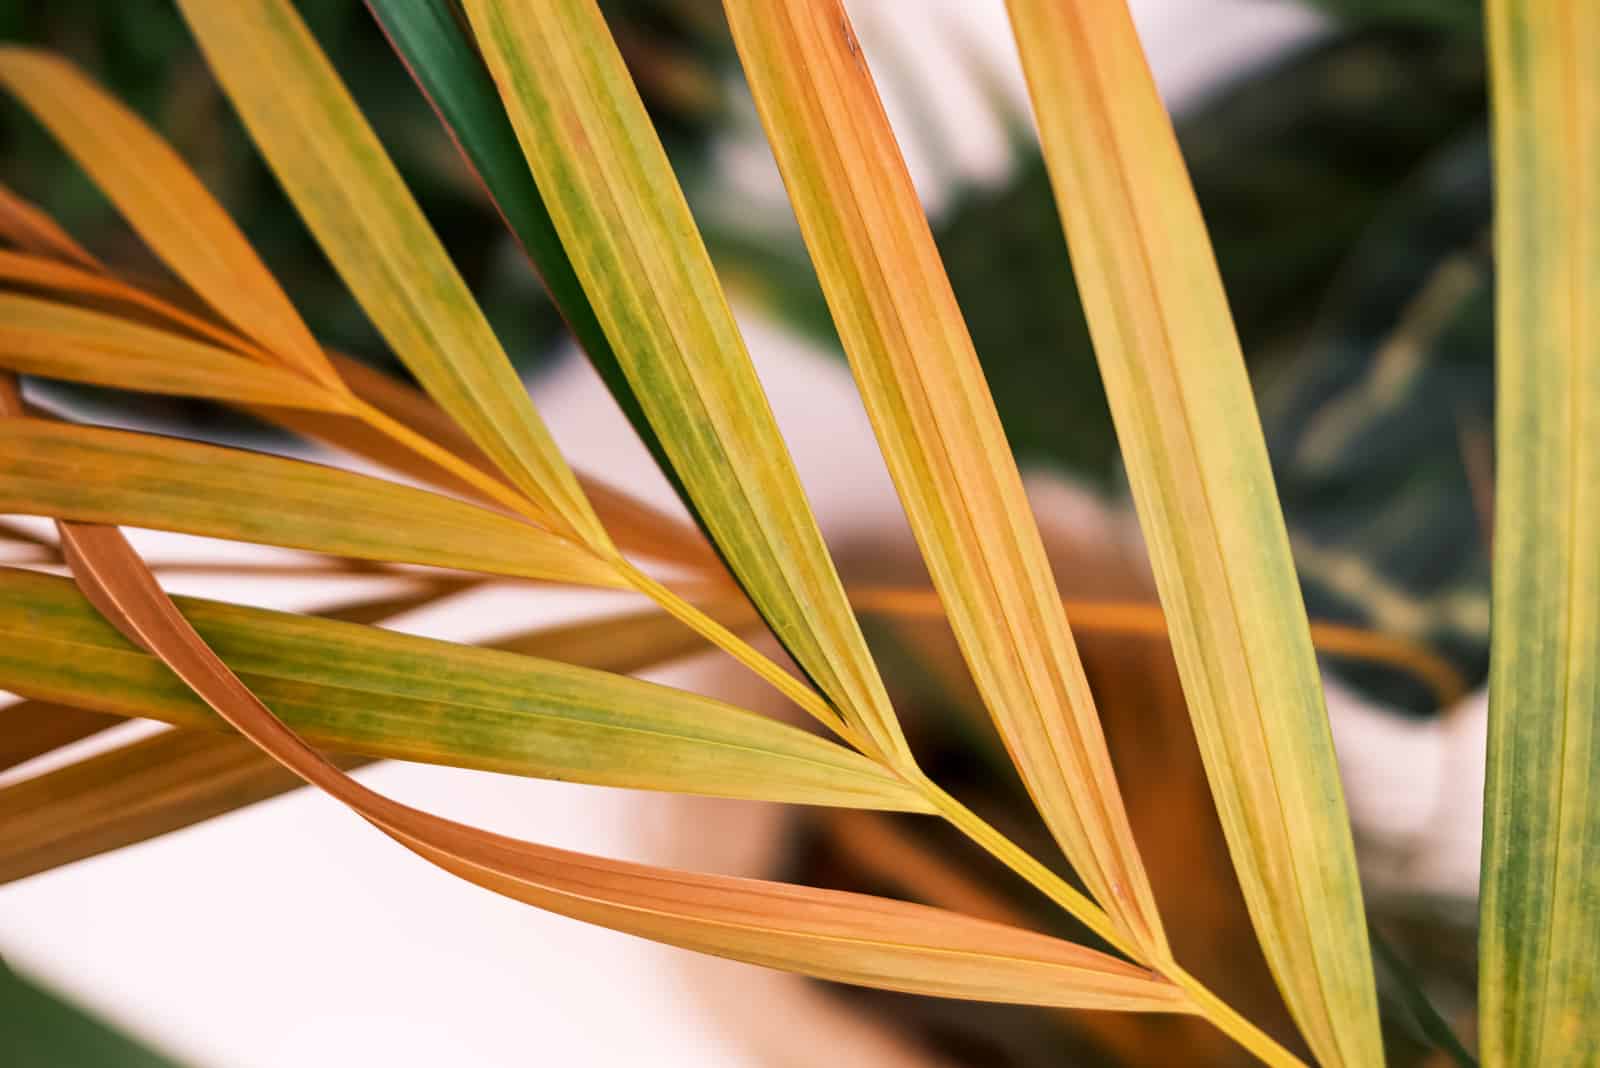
top-left (723, 0), bottom-right (1164, 960)
top-left (1479, 2), bottom-right (1600, 1063)
top-left (461, 0), bottom-right (908, 762)
top-left (46, 522), bottom-right (1187, 1014)
top-left (0, 294), bottom-right (342, 411)
top-left (0, 566), bottom-right (926, 815)
top-left (0, 48), bottom-right (342, 391)
top-left (0, 419), bottom-right (623, 587)
top-left (1005, 0), bottom-right (1381, 1062)
top-left (172, 0), bottom-right (604, 546)
top-left (0, 582), bottom-right (750, 883)
top-left (364, 0), bottom-right (696, 531)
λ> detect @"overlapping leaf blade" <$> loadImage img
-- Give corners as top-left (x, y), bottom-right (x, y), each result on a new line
top-left (458, 0), bottom-right (908, 761)
top-left (0, 419), bottom-right (622, 587)
top-left (0, 586), bottom-right (750, 883)
top-left (721, 0), bottom-right (1163, 960)
top-left (0, 567), bottom-right (924, 820)
top-left (0, 728), bottom-right (366, 886)
top-left (0, 250), bottom-right (279, 359)
top-left (1004, 1), bottom-right (1381, 1062)
top-left (361, 0), bottom-right (691, 517)
top-left (172, 0), bottom-right (604, 546)
top-left (49, 520), bottom-right (1186, 1014)
top-left (1479, 2), bottom-right (1600, 1063)
top-left (0, 294), bottom-right (339, 411)
top-left (0, 47), bottom-right (341, 391)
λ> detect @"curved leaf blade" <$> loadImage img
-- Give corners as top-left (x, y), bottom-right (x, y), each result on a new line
top-left (0, 567), bottom-right (926, 817)
top-left (48, 525), bottom-right (1188, 1015)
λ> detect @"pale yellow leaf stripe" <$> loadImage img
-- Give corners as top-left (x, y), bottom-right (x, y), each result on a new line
top-left (1479, 2), bottom-right (1600, 1065)
top-left (723, 0), bottom-right (1165, 961)
top-left (56, 520), bottom-right (1188, 1014)
top-left (172, 0), bottom-right (606, 548)
top-left (0, 418), bottom-right (624, 589)
top-left (0, 47), bottom-right (342, 392)
top-left (1004, 1), bottom-right (1380, 1064)
top-left (0, 293), bottom-right (340, 412)
top-left (461, 0), bottom-right (908, 762)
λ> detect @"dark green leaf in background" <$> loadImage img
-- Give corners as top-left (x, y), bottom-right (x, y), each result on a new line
top-left (0, 962), bottom-right (192, 1068)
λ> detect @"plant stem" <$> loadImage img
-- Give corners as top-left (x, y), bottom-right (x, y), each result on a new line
top-left (916, 774), bottom-right (1306, 1067)
top-left (912, 773), bottom-right (1125, 952)
top-left (1164, 962), bottom-right (1308, 1068)
top-left (614, 559), bottom-right (866, 747)
top-left (349, 399), bottom-right (1304, 1066)
top-left (348, 397), bottom-right (560, 529)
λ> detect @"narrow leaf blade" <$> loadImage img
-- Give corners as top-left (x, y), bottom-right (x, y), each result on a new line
top-left (1479, 2), bottom-right (1600, 1063)
top-left (1005, 1), bottom-right (1381, 1061)
top-left (1, 699), bottom-right (117, 773)
top-left (723, 0), bottom-right (1164, 959)
top-left (57, 527), bottom-right (1186, 1015)
top-left (461, 0), bottom-right (908, 761)
top-left (0, 567), bottom-right (925, 815)
top-left (362, 0), bottom-right (695, 525)
top-left (0, 181), bottom-right (103, 269)
top-left (172, 0), bottom-right (604, 546)
top-left (0, 48), bottom-right (340, 390)
top-left (0, 294), bottom-right (342, 411)
top-left (0, 419), bottom-right (622, 587)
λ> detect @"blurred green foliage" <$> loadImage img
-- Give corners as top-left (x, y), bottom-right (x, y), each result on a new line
top-left (0, 961), bottom-right (190, 1068)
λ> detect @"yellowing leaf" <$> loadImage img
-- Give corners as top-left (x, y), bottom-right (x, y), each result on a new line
top-left (48, 521), bottom-right (1188, 1015)
top-left (0, 294), bottom-right (344, 411)
top-left (172, 0), bottom-right (604, 548)
top-left (0, 419), bottom-right (623, 588)
top-left (0, 237), bottom-right (717, 572)
top-left (0, 584), bottom-right (746, 884)
top-left (462, 0), bottom-right (908, 762)
top-left (0, 566), bottom-right (924, 816)
top-left (319, 351), bottom-right (721, 574)
top-left (724, 0), bottom-right (1163, 960)
top-left (0, 48), bottom-right (341, 391)
top-left (1005, 1), bottom-right (1380, 1062)
top-left (1479, 3), bottom-right (1600, 1064)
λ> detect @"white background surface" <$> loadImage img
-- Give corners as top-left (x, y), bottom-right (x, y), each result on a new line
top-left (0, 3), bottom-right (1379, 1066)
